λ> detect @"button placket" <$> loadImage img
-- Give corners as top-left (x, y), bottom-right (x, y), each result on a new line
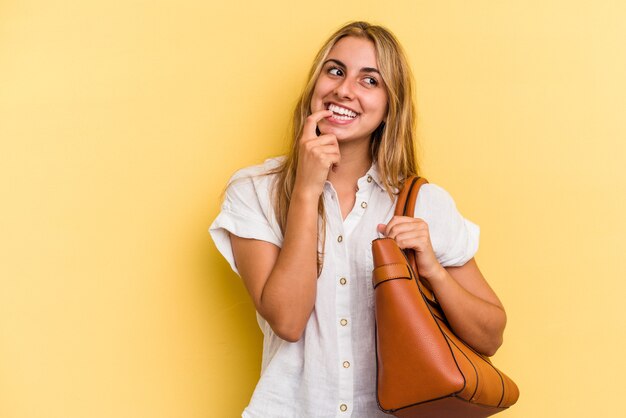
top-left (334, 222), bottom-right (353, 417)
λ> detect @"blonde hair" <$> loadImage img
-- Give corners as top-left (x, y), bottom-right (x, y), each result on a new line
top-left (271, 21), bottom-right (419, 273)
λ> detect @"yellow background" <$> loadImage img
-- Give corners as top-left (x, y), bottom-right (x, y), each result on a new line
top-left (1, 1), bottom-right (625, 417)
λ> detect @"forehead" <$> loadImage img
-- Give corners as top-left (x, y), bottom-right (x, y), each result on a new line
top-left (327, 36), bottom-right (378, 68)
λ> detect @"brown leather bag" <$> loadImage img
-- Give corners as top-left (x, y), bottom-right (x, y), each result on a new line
top-left (372, 176), bottom-right (519, 418)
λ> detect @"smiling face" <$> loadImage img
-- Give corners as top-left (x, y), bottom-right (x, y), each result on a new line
top-left (310, 36), bottom-right (388, 145)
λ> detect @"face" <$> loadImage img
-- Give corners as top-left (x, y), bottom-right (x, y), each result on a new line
top-left (310, 36), bottom-right (388, 144)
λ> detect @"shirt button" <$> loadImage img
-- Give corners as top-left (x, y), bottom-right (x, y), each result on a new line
top-left (339, 277), bottom-right (347, 285)
top-left (340, 404), bottom-right (348, 412)
top-left (343, 361), bottom-right (350, 368)
top-left (340, 318), bottom-right (348, 326)
top-left (337, 235), bottom-right (343, 243)
top-left (367, 175), bottom-right (373, 183)
top-left (360, 201), bottom-right (367, 209)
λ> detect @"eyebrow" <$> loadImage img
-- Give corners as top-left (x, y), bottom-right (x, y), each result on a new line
top-left (323, 58), bottom-right (380, 74)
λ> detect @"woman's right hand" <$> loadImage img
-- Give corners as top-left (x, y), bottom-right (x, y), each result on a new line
top-left (293, 110), bottom-right (340, 199)
top-left (230, 110), bottom-right (336, 342)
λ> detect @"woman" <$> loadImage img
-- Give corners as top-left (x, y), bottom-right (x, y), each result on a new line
top-left (210, 21), bottom-right (506, 418)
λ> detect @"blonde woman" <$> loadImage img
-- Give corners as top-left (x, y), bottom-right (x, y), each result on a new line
top-left (210, 21), bottom-right (507, 417)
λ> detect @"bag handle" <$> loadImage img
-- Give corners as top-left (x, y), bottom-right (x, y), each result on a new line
top-left (394, 176), bottom-right (429, 217)
top-left (394, 175), bottom-right (439, 305)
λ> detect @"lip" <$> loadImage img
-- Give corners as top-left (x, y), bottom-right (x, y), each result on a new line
top-left (324, 113), bottom-right (357, 125)
top-left (325, 101), bottom-right (360, 115)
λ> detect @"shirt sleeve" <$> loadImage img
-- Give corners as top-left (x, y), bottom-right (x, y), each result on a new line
top-left (414, 183), bottom-right (480, 267)
top-left (209, 166), bottom-right (283, 276)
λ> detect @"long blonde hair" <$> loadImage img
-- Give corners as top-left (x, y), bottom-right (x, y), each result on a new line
top-left (271, 21), bottom-right (419, 273)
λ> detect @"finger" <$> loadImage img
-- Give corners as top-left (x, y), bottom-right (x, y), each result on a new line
top-left (311, 134), bottom-right (339, 146)
top-left (387, 224), bottom-right (414, 240)
top-left (386, 215), bottom-right (411, 227)
top-left (310, 147), bottom-right (340, 170)
top-left (309, 140), bottom-right (340, 166)
top-left (309, 144), bottom-right (341, 159)
top-left (394, 237), bottom-right (417, 250)
top-left (384, 216), bottom-right (418, 237)
top-left (323, 155), bottom-right (341, 170)
top-left (302, 138), bottom-right (339, 158)
top-left (327, 152), bottom-right (341, 167)
top-left (389, 219), bottom-right (427, 234)
top-left (394, 232), bottom-right (425, 250)
top-left (320, 134), bottom-right (340, 170)
top-left (388, 216), bottom-right (427, 229)
top-left (303, 110), bottom-right (333, 139)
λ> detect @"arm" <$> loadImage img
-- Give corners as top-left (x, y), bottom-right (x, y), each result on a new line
top-left (378, 218), bottom-right (506, 356)
top-left (230, 110), bottom-right (338, 342)
top-left (230, 192), bottom-right (319, 342)
top-left (427, 258), bottom-right (505, 356)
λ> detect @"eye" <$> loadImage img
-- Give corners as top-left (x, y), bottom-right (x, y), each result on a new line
top-left (328, 67), bottom-right (344, 77)
top-left (363, 76), bottom-right (378, 87)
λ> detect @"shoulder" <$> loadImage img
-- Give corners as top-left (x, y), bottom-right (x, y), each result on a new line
top-left (414, 183), bottom-right (461, 219)
top-left (414, 182), bottom-right (480, 267)
top-left (414, 182), bottom-right (462, 232)
top-left (225, 157), bottom-right (284, 198)
top-left (229, 156), bottom-right (285, 184)
top-left (210, 157), bottom-right (285, 274)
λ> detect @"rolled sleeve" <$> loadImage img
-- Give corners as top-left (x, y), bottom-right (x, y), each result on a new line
top-left (414, 184), bottom-right (480, 267)
top-left (209, 162), bottom-right (283, 275)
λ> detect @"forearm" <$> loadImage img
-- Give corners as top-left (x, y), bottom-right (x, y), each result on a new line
top-left (259, 191), bottom-right (319, 341)
top-left (428, 268), bottom-right (506, 356)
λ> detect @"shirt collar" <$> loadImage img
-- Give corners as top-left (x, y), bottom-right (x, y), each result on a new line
top-left (363, 162), bottom-right (386, 191)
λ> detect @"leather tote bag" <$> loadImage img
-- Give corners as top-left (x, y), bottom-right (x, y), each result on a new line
top-left (372, 176), bottom-right (519, 418)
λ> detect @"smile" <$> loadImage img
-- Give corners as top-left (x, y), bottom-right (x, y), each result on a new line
top-left (327, 103), bottom-right (359, 121)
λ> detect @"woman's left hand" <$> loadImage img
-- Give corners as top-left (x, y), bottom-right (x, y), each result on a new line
top-left (378, 216), bottom-right (507, 356)
top-left (377, 216), bottom-right (444, 283)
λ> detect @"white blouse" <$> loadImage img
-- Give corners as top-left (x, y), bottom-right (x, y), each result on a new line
top-left (209, 157), bottom-right (479, 418)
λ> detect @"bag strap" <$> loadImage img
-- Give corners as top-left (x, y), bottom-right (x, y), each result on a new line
top-left (395, 175), bottom-right (429, 218)
top-left (395, 175), bottom-right (439, 305)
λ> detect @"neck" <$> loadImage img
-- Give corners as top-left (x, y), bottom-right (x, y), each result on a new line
top-left (327, 138), bottom-right (372, 186)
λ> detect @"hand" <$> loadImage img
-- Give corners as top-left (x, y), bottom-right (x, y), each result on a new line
top-left (293, 110), bottom-right (340, 199)
top-left (377, 216), bottom-right (445, 283)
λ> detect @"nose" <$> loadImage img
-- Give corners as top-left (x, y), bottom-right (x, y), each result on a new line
top-left (333, 77), bottom-right (355, 100)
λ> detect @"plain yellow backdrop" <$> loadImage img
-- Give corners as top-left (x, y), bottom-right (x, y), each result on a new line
top-left (1, 1), bottom-right (625, 417)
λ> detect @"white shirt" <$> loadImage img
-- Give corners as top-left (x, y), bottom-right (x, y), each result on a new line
top-left (209, 157), bottom-right (479, 418)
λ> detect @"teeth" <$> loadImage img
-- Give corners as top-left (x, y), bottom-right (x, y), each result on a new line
top-left (328, 104), bottom-right (357, 118)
